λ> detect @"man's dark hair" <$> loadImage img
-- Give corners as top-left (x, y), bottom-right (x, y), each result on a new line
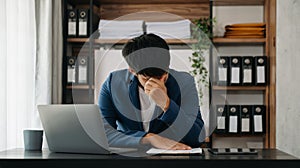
top-left (122, 33), bottom-right (170, 78)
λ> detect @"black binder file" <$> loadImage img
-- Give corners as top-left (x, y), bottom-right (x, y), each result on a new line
top-left (67, 9), bottom-right (77, 37)
top-left (254, 56), bottom-right (267, 86)
top-left (77, 56), bottom-right (88, 84)
top-left (252, 105), bottom-right (266, 134)
top-left (240, 105), bottom-right (252, 134)
top-left (215, 105), bottom-right (227, 134)
top-left (217, 56), bottom-right (229, 86)
top-left (78, 9), bottom-right (89, 37)
top-left (242, 57), bottom-right (254, 86)
top-left (229, 57), bottom-right (242, 86)
top-left (67, 56), bottom-right (76, 84)
top-left (228, 105), bottom-right (240, 134)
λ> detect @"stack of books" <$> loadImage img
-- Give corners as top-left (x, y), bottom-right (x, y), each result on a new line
top-left (98, 20), bottom-right (145, 39)
top-left (223, 23), bottom-right (266, 38)
top-left (145, 19), bottom-right (191, 39)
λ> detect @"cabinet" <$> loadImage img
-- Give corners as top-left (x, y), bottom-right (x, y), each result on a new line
top-left (62, 0), bottom-right (209, 104)
top-left (62, 0), bottom-right (101, 104)
top-left (210, 0), bottom-right (276, 149)
top-left (61, 0), bottom-right (276, 148)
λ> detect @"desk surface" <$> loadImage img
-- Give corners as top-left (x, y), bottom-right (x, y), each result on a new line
top-left (0, 148), bottom-right (299, 168)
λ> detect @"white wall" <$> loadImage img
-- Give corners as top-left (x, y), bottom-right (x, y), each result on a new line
top-left (276, 0), bottom-right (300, 158)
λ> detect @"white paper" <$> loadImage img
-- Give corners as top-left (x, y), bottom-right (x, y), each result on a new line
top-left (218, 148), bottom-right (226, 153)
top-left (243, 69), bottom-right (252, 83)
top-left (229, 116), bottom-right (238, 133)
top-left (242, 118), bottom-right (250, 132)
top-left (254, 115), bottom-right (263, 132)
top-left (230, 148), bottom-right (238, 153)
top-left (68, 22), bottom-right (76, 36)
top-left (79, 21), bottom-right (87, 36)
top-left (78, 65), bottom-right (87, 83)
top-left (67, 67), bottom-right (75, 83)
top-left (218, 67), bottom-right (227, 81)
top-left (256, 66), bottom-right (265, 83)
top-left (146, 148), bottom-right (202, 155)
top-left (231, 67), bottom-right (240, 84)
top-left (217, 116), bottom-right (226, 129)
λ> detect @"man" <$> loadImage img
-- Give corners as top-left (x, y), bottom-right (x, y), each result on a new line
top-left (99, 33), bottom-right (205, 150)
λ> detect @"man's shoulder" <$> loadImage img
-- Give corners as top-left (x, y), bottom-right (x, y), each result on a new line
top-left (108, 69), bottom-right (133, 84)
top-left (169, 69), bottom-right (194, 81)
top-left (110, 69), bottom-right (129, 75)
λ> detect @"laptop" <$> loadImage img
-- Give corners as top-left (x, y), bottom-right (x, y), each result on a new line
top-left (37, 104), bottom-right (137, 154)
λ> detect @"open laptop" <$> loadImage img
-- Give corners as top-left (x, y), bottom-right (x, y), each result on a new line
top-left (37, 104), bottom-right (137, 154)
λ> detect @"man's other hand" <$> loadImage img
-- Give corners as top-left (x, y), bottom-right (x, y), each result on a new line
top-left (141, 133), bottom-right (192, 150)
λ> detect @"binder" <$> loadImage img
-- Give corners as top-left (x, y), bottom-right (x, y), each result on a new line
top-left (217, 56), bottom-right (229, 86)
top-left (228, 105), bottom-right (240, 134)
top-left (215, 105), bottom-right (228, 134)
top-left (240, 105), bottom-right (252, 134)
top-left (254, 56), bottom-right (267, 86)
top-left (229, 57), bottom-right (242, 86)
top-left (78, 9), bottom-right (89, 37)
top-left (252, 105), bottom-right (266, 134)
top-left (77, 56), bottom-right (88, 84)
top-left (242, 57), bottom-right (254, 86)
top-left (67, 9), bottom-right (77, 37)
top-left (67, 56), bottom-right (76, 84)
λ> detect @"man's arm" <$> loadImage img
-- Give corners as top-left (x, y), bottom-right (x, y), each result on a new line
top-left (99, 73), bottom-right (147, 148)
top-left (145, 73), bottom-right (205, 147)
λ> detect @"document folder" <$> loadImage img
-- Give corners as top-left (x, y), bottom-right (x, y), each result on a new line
top-left (78, 9), bottom-right (89, 37)
top-left (252, 105), bottom-right (266, 134)
top-left (254, 56), bottom-right (267, 86)
top-left (229, 57), bottom-right (242, 86)
top-left (217, 56), bottom-right (229, 86)
top-left (67, 9), bottom-right (77, 37)
top-left (240, 105), bottom-right (252, 134)
top-left (242, 56), bottom-right (254, 86)
top-left (67, 56), bottom-right (76, 84)
top-left (228, 105), bottom-right (240, 134)
top-left (77, 56), bottom-right (88, 84)
top-left (215, 105), bottom-right (227, 134)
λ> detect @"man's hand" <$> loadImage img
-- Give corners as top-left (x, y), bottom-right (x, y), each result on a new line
top-left (144, 76), bottom-right (170, 111)
top-left (141, 133), bottom-right (192, 150)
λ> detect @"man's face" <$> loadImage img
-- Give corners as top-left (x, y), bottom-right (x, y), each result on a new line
top-left (137, 73), bottom-right (168, 88)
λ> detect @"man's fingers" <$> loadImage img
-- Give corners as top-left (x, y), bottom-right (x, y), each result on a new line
top-left (146, 79), bottom-right (161, 88)
top-left (170, 143), bottom-right (192, 150)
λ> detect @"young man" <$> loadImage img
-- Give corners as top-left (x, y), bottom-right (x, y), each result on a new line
top-left (99, 33), bottom-right (205, 150)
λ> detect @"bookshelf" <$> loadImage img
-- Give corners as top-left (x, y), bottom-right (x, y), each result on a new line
top-left (62, 0), bottom-right (276, 149)
top-left (210, 0), bottom-right (276, 149)
top-left (62, 0), bottom-right (210, 104)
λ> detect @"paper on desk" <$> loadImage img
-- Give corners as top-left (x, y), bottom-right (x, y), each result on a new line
top-left (146, 148), bottom-right (202, 155)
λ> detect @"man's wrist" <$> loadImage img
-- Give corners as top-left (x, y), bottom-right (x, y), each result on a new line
top-left (163, 97), bottom-right (170, 112)
top-left (141, 133), bottom-right (154, 144)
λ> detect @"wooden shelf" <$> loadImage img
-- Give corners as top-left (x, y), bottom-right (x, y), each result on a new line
top-left (213, 0), bottom-right (265, 6)
top-left (96, 0), bottom-right (209, 4)
top-left (67, 38), bottom-right (90, 43)
top-left (213, 37), bottom-right (266, 44)
top-left (68, 38), bottom-right (198, 45)
top-left (213, 86), bottom-right (267, 91)
top-left (66, 85), bottom-right (94, 90)
top-left (96, 39), bottom-right (198, 45)
top-left (67, 0), bottom-right (100, 6)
